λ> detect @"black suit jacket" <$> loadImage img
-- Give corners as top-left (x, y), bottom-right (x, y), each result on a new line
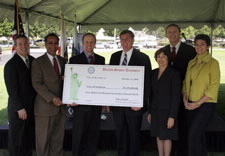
top-left (109, 49), bottom-right (152, 110)
top-left (4, 53), bottom-right (36, 119)
top-left (149, 67), bottom-right (181, 118)
top-left (164, 42), bottom-right (196, 81)
top-left (69, 52), bottom-right (105, 111)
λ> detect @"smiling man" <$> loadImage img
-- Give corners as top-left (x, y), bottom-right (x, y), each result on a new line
top-left (69, 33), bottom-right (105, 156)
top-left (32, 33), bottom-right (66, 156)
top-left (109, 30), bottom-right (152, 156)
top-left (4, 35), bottom-right (36, 156)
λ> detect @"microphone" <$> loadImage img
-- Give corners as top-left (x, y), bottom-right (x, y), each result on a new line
top-left (181, 33), bottom-right (187, 41)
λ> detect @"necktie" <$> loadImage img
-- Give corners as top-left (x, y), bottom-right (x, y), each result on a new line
top-left (89, 55), bottom-right (95, 64)
top-left (53, 57), bottom-right (60, 77)
top-left (25, 58), bottom-right (29, 68)
top-left (122, 54), bottom-right (127, 65)
top-left (172, 46), bottom-right (176, 62)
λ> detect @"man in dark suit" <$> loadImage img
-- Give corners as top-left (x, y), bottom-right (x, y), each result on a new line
top-left (4, 35), bottom-right (36, 156)
top-left (109, 30), bottom-right (152, 156)
top-left (69, 33), bottom-right (105, 156)
top-left (163, 24), bottom-right (196, 156)
top-left (32, 33), bottom-right (66, 156)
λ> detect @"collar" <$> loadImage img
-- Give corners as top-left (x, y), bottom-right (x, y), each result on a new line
top-left (190, 52), bottom-right (212, 66)
top-left (170, 41), bottom-right (181, 52)
top-left (17, 52), bottom-right (28, 62)
top-left (122, 48), bottom-right (133, 57)
top-left (84, 51), bottom-right (94, 58)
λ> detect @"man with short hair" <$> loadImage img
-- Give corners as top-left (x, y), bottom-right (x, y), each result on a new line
top-left (32, 33), bottom-right (66, 156)
top-left (110, 30), bottom-right (152, 156)
top-left (163, 24), bottom-right (196, 156)
top-left (69, 33), bottom-right (105, 156)
top-left (4, 35), bottom-right (36, 156)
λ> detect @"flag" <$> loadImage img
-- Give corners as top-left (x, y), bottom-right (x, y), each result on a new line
top-left (12, 0), bottom-right (25, 53)
top-left (71, 22), bottom-right (80, 57)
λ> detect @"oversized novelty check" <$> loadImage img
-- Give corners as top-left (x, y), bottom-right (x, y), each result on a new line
top-left (62, 64), bottom-right (144, 107)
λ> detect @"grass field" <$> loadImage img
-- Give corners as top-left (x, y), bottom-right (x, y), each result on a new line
top-left (0, 49), bottom-right (225, 126)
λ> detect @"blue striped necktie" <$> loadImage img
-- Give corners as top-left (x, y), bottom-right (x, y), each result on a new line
top-left (122, 54), bottom-right (127, 65)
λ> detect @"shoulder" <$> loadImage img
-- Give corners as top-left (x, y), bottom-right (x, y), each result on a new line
top-left (34, 53), bottom-right (46, 62)
top-left (57, 55), bottom-right (66, 62)
top-left (111, 50), bottom-right (122, 57)
top-left (69, 53), bottom-right (85, 63)
top-left (210, 57), bottom-right (219, 66)
top-left (133, 49), bottom-right (150, 61)
top-left (180, 42), bottom-right (195, 51)
top-left (94, 53), bottom-right (105, 59)
top-left (152, 68), bottom-right (158, 74)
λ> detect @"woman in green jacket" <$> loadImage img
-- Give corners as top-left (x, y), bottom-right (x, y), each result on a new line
top-left (183, 34), bottom-right (220, 156)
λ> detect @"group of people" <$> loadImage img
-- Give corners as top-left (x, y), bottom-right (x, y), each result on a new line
top-left (4, 23), bottom-right (220, 156)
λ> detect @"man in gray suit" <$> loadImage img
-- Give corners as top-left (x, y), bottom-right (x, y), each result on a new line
top-left (32, 33), bottom-right (66, 156)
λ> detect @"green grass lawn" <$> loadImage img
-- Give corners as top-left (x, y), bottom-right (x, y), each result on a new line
top-left (0, 49), bottom-right (225, 126)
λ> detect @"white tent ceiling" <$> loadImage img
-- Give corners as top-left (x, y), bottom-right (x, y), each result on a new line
top-left (1, 0), bottom-right (225, 31)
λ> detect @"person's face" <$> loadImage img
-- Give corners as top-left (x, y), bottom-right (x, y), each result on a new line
top-left (15, 38), bottom-right (30, 57)
top-left (166, 26), bottom-right (181, 46)
top-left (195, 39), bottom-right (209, 55)
top-left (120, 33), bottom-right (134, 52)
top-left (156, 52), bottom-right (168, 68)
top-left (83, 35), bottom-right (96, 55)
top-left (45, 36), bottom-right (59, 56)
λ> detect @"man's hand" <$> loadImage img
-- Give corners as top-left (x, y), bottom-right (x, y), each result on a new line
top-left (52, 97), bottom-right (63, 106)
top-left (131, 107), bottom-right (141, 111)
top-left (18, 108), bottom-right (27, 120)
top-left (70, 102), bottom-right (79, 107)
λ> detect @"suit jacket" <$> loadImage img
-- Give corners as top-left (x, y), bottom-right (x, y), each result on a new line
top-left (32, 53), bottom-right (66, 116)
top-left (4, 53), bottom-right (36, 119)
top-left (109, 49), bottom-right (152, 110)
top-left (149, 67), bottom-right (181, 118)
top-left (69, 52), bottom-right (105, 111)
top-left (164, 42), bottom-right (196, 81)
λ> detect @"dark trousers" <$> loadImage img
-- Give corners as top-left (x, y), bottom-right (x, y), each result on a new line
top-left (186, 103), bottom-right (215, 156)
top-left (8, 112), bottom-right (34, 156)
top-left (72, 106), bottom-right (101, 156)
top-left (113, 108), bottom-right (143, 156)
top-left (175, 103), bottom-right (188, 156)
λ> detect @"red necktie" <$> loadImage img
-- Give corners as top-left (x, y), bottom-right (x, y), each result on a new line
top-left (89, 55), bottom-right (95, 64)
top-left (53, 57), bottom-right (60, 77)
top-left (172, 46), bottom-right (176, 62)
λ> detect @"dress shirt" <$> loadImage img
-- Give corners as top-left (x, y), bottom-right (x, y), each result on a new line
top-left (84, 51), bottom-right (95, 64)
top-left (170, 41), bottom-right (181, 54)
top-left (46, 52), bottom-right (61, 73)
top-left (119, 48), bottom-right (133, 65)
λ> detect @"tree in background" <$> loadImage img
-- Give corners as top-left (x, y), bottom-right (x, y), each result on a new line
top-left (0, 18), bottom-right (13, 39)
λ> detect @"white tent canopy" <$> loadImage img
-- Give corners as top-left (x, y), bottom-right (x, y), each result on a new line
top-left (1, 0), bottom-right (225, 31)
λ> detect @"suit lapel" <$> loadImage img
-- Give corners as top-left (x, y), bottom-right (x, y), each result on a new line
top-left (43, 53), bottom-right (58, 77)
top-left (128, 49), bottom-right (138, 65)
top-left (15, 53), bottom-right (30, 71)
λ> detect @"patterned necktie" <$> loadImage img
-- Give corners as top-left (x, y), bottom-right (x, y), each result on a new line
top-left (122, 54), bottom-right (127, 65)
top-left (172, 46), bottom-right (176, 62)
top-left (25, 57), bottom-right (29, 68)
top-left (53, 57), bottom-right (60, 77)
top-left (89, 55), bottom-right (95, 64)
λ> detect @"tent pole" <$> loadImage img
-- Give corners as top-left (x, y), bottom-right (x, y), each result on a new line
top-left (25, 10), bottom-right (29, 38)
top-left (210, 23), bottom-right (214, 54)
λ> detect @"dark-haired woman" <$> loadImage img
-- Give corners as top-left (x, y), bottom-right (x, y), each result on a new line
top-left (183, 34), bottom-right (220, 156)
top-left (148, 48), bottom-right (181, 156)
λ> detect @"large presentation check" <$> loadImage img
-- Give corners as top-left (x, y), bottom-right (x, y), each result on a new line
top-left (62, 64), bottom-right (144, 107)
